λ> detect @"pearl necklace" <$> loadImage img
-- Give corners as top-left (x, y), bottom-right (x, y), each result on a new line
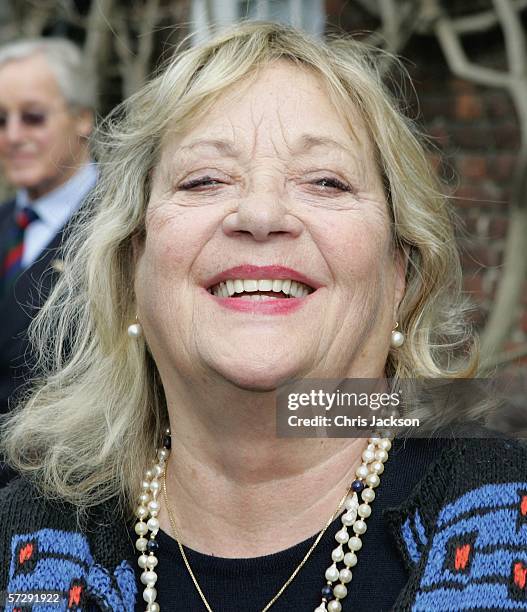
top-left (135, 431), bottom-right (391, 612)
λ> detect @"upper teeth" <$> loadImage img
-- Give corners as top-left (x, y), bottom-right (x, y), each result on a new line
top-left (210, 279), bottom-right (311, 298)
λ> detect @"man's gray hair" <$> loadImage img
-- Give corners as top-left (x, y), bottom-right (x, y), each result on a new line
top-left (0, 38), bottom-right (96, 109)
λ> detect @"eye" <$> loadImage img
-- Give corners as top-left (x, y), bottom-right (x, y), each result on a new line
top-left (21, 111), bottom-right (47, 127)
top-left (313, 177), bottom-right (353, 192)
top-left (179, 176), bottom-right (223, 190)
top-left (0, 111), bottom-right (48, 129)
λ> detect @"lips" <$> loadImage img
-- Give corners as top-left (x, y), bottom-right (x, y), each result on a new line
top-left (205, 265), bottom-right (319, 292)
top-left (203, 265), bottom-right (321, 314)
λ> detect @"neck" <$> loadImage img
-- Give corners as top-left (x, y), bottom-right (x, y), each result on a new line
top-left (159, 378), bottom-right (367, 558)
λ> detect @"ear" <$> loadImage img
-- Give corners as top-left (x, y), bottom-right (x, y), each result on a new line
top-left (75, 108), bottom-right (94, 139)
top-left (393, 245), bottom-right (408, 320)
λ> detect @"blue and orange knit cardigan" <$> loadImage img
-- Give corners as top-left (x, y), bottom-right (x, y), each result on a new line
top-left (0, 436), bottom-right (526, 611)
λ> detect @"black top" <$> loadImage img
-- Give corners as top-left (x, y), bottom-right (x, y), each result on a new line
top-left (150, 437), bottom-right (445, 611)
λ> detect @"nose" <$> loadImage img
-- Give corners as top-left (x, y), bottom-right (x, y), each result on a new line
top-left (222, 189), bottom-right (304, 242)
top-left (4, 115), bottom-right (25, 144)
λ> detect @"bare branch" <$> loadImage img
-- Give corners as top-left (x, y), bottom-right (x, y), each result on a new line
top-left (84, 0), bottom-right (115, 67)
top-left (379, 0), bottom-right (399, 49)
top-left (420, 0), bottom-right (510, 85)
top-left (481, 82), bottom-right (527, 361)
top-left (494, 0), bottom-right (527, 75)
top-left (357, 0), bottom-right (527, 363)
top-left (205, 0), bottom-right (214, 30)
top-left (21, 2), bottom-right (56, 37)
top-left (481, 202), bottom-right (527, 365)
top-left (113, 12), bottom-right (133, 65)
top-left (83, 0), bottom-right (115, 109)
top-left (433, 14), bottom-right (511, 87)
top-left (414, 0), bottom-right (527, 361)
top-left (363, 0), bottom-right (419, 58)
top-left (450, 0), bottom-right (527, 34)
top-left (136, 0), bottom-right (161, 76)
top-left (113, 0), bottom-right (163, 97)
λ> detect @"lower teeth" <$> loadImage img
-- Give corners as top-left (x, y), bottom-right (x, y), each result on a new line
top-left (211, 290), bottom-right (295, 299)
top-left (237, 294), bottom-right (290, 301)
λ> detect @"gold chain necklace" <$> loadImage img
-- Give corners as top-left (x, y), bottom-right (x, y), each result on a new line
top-left (162, 461), bottom-right (352, 612)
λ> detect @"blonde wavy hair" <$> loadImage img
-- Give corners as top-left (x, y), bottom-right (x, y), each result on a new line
top-left (1, 21), bottom-right (477, 517)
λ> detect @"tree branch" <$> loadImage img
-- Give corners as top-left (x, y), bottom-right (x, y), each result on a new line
top-left (21, 2), bottom-right (56, 37)
top-left (494, 0), bottom-right (527, 76)
top-left (136, 0), bottom-right (161, 79)
top-left (363, 0), bottom-right (419, 59)
top-left (410, 0), bottom-right (527, 363)
top-left (84, 0), bottom-right (115, 109)
top-left (433, 13), bottom-right (511, 87)
top-left (450, 0), bottom-right (527, 34)
top-left (379, 0), bottom-right (399, 49)
top-left (480, 199), bottom-right (527, 365)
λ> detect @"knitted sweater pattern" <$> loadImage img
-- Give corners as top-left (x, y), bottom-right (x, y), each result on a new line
top-left (1, 437), bottom-right (526, 611)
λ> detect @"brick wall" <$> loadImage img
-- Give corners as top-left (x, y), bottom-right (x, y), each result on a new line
top-left (405, 35), bottom-right (527, 372)
top-left (325, 5), bottom-right (527, 376)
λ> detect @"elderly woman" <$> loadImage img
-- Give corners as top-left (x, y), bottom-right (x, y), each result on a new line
top-left (0, 21), bottom-right (526, 612)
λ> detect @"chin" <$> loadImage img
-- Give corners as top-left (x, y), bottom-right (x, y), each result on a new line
top-left (8, 169), bottom-right (44, 190)
top-left (201, 339), bottom-right (308, 391)
top-left (213, 360), bottom-right (302, 392)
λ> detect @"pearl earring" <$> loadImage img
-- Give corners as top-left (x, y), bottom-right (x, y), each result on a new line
top-left (127, 317), bottom-right (142, 338)
top-left (390, 322), bottom-right (405, 348)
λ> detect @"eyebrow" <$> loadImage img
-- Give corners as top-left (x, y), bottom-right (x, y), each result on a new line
top-left (175, 133), bottom-right (355, 158)
top-left (293, 134), bottom-right (355, 155)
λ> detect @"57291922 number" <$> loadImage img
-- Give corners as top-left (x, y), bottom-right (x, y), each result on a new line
top-left (3, 591), bottom-right (61, 605)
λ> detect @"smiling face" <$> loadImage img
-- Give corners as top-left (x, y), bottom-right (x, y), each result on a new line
top-left (133, 61), bottom-right (406, 391)
top-left (0, 53), bottom-right (92, 199)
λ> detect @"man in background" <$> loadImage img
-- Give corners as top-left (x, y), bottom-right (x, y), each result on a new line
top-left (0, 39), bottom-right (97, 481)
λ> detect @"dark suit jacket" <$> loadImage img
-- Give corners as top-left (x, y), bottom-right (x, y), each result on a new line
top-left (0, 199), bottom-right (68, 485)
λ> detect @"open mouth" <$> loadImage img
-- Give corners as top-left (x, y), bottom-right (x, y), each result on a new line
top-left (207, 279), bottom-right (315, 300)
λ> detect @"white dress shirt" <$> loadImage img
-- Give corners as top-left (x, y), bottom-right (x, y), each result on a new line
top-left (15, 162), bottom-right (98, 267)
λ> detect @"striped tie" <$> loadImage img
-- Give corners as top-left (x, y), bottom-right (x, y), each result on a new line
top-left (0, 206), bottom-right (39, 295)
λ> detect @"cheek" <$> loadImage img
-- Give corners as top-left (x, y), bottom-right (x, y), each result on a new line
top-left (134, 239), bottom-right (183, 331)
top-left (42, 129), bottom-right (72, 158)
top-left (138, 207), bottom-right (219, 283)
top-left (310, 212), bottom-right (392, 282)
top-left (25, 128), bottom-right (55, 152)
top-left (137, 237), bottom-right (187, 292)
top-left (26, 138), bottom-right (59, 177)
top-left (38, 118), bottom-right (80, 160)
top-left (23, 131), bottom-right (59, 169)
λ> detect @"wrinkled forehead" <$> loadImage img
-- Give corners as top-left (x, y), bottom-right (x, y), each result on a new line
top-left (157, 61), bottom-right (378, 166)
